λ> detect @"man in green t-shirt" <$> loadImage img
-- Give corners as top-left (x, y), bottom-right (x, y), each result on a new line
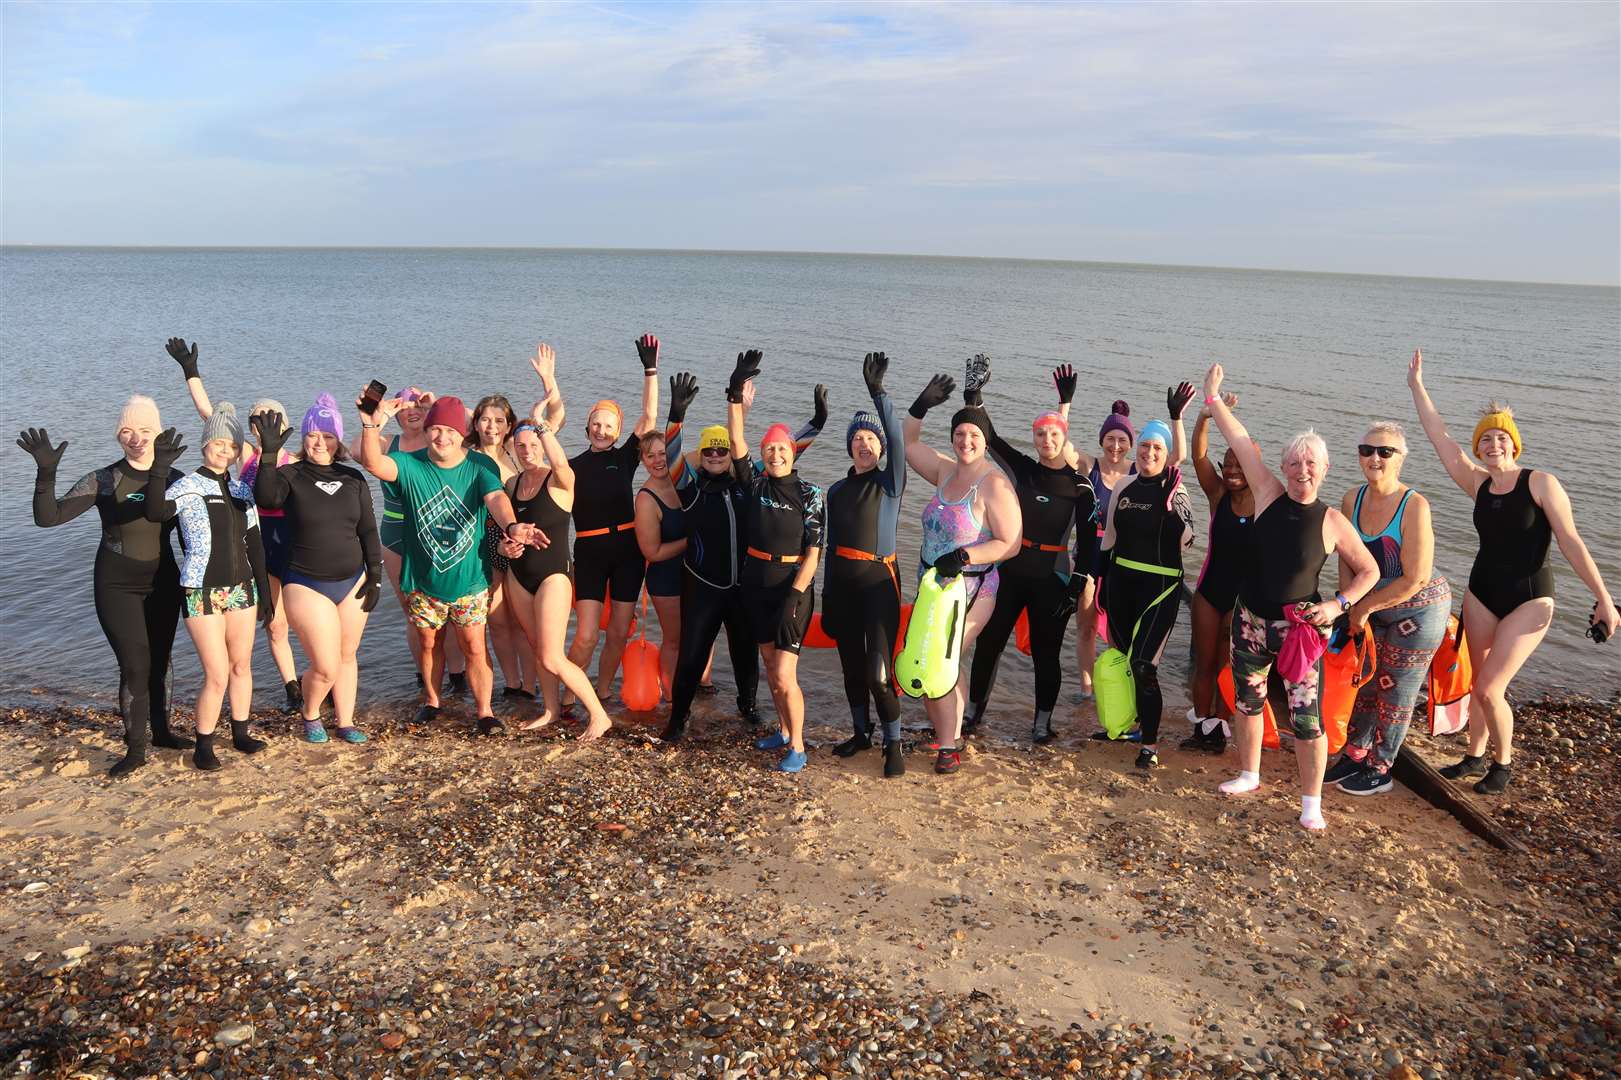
top-left (357, 393), bottom-right (547, 732)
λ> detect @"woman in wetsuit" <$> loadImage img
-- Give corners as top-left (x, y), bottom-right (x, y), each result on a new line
top-left (1204, 363), bottom-right (1380, 830)
top-left (500, 366), bottom-right (615, 740)
top-left (144, 407), bottom-right (274, 771)
top-left (250, 395), bottom-right (383, 745)
top-left (20, 397), bottom-right (192, 776)
top-left (469, 393), bottom-right (534, 702)
top-left (1183, 391), bottom-right (1254, 752)
top-left (1318, 420), bottom-right (1452, 795)
top-left (1073, 397), bottom-right (1136, 699)
top-left (962, 366), bottom-right (1099, 747)
top-left (564, 335), bottom-right (660, 703)
top-left (635, 373), bottom-right (700, 702)
top-left (167, 337), bottom-right (303, 710)
top-left (1408, 350), bottom-right (1616, 793)
top-left (904, 373), bottom-right (1022, 775)
top-left (822, 352), bottom-right (908, 777)
top-left (1097, 408), bottom-right (1195, 769)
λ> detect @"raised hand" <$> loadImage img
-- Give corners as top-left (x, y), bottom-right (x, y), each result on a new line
top-left (151, 428), bottom-right (187, 470)
top-left (359, 389), bottom-right (405, 420)
top-left (531, 343), bottom-right (557, 384)
top-left (727, 349), bottom-right (763, 403)
top-left (165, 337), bottom-right (200, 380)
top-left (1167, 381), bottom-right (1197, 421)
top-left (1407, 348), bottom-right (1424, 391)
top-left (16, 427), bottom-right (66, 471)
top-left (862, 351), bottom-right (889, 396)
top-left (1052, 364), bottom-right (1078, 404)
top-left (250, 410), bottom-right (290, 455)
top-left (667, 372), bottom-right (700, 424)
top-left (811, 384), bottom-right (830, 430)
top-left (963, 353), bottom-right (992, 406)
top-left (635, 333), bottom-right (660, 375)
top-left (909, 373), bottom-right (957, 419)
top-left (1203, 363), bottom-right (1225, 401)
top-left (1199, 391), bottom-right (1238, 419)
top-left (740, 380), bottom-right (757, 413)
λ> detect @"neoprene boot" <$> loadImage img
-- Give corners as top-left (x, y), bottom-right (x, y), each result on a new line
top-left (109, 711), bottom-right (148, 778)
top-left (883, 740), bottom-right (906, 778)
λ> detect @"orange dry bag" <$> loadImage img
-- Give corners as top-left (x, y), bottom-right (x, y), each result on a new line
top-left (1319, 631), bottom-right (1377, 756)
top-left (619, 590), bottom-right (661, 712)
top-left (1426, 615), bottom-right (1472, 736)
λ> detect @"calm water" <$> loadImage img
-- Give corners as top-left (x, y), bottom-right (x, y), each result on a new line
top-left (1, 248), bottom-right (1616, 716)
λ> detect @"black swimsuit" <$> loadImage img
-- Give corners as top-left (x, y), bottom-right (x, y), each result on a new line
top-left (1468, 469), bottom-right (1554, 619)
top-left (1195, 492), bottom-right (1251, 614)
top-left (507, 473), bottom-right (573, 593)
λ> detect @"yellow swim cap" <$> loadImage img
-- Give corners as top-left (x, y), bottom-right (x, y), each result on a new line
top-left (698, 425), bottom-right (730, 451)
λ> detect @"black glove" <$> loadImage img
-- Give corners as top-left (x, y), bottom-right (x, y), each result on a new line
top-left (667, 372), bottom-right (699, 425)
top-left (909, 374), bottom-right (956, 419)
top-left (1055, 572), bottom-right (1089, 621)
top-left (16, 427), bottom-right (66, 472)
top-left (249, 411), bottom-right (290, 456)
top-left (1053, 364), bottom-right (1078, 405)
top-left (778, 587), bottom-right (807, 642)
top-left (151, 428), bottom-right (187, 473)
top-left (726, 349), bottom-right (762, 404)
top-left (166, 337), bottom-right (200, 381)
top-left (810, 384), bottom-right (829, 431)
top-left (256, 578), bottom-right (275, 627)
top-left (963, 353), bottom-right (992, 407)
top-left (357, 564), bottom-right (383, 613)
top-left (862, 351), bottom-right (888, 396)
top-left (932, 547), bottom-right (971, 579)
top-left (635, 333), bottom-right (660, 375)
top-left (1167, 381), bottom-right (1197, 421)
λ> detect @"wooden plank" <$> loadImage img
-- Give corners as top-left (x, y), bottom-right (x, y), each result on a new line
top-left (1393, 745), bottom-right (1528, 853)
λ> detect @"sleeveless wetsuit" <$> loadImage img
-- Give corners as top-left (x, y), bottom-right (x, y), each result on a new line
top-left (640, 488), bottom-right (687, 598)
top-left (1231, 496), bottom-right (1329, 738)
top-left (33, 458), bottom-right (188, 759)
top-left (920, 476), bottom-right (998, 606)
top-left (1343, 485), bottom-right (1451, 774)
top-left (1194, 492), bottom-right (1250, 615)
top-left (1100, 468), bottom-right (1193, 745)
top-left (738, 458), bottom-right (824, 653)
top-left (570, 436), bottom-right (645, 604)
top-left (253, 456), bottom-right (380, 606)
top-left (379, 434), bottom-right (407, 554)
top-left (1468, 469), bottom-right (1554, 619)
top-left (147, 467), bottom-right (268, 619)
top-left (506, 472), bottom-right (573, 593)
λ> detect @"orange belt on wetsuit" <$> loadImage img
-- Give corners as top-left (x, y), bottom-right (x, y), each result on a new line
top-left (746, 547), bottom-right (801, 564)
top-left (1020, 538), bottom-right (1067, 553)
top-left (576, 521), bottom-right (636, 539)
top-left (833, 546), bottom-right (896, 565)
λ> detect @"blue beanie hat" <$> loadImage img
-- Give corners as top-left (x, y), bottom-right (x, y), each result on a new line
top-left (847, 411), bottom-right (885, 456)
top-left (1139, 418), bottom-right (1172, 448)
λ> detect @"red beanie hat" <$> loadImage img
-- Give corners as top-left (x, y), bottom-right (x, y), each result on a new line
top-left (423, 396), bottom-right (467, 434)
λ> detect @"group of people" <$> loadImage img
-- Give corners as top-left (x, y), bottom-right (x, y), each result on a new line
top-left (21, 336), bottom-right (1616, 830)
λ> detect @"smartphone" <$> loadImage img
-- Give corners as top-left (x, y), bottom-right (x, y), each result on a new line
top-left (358, 379), bottom-right (387, 416)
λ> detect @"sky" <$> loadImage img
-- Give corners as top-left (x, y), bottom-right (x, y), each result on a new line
top-left (3, 1), bottom-right (1618, 284)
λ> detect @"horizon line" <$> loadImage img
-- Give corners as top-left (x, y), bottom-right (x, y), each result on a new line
top-left (2, 243), bottom-right (1615, 291)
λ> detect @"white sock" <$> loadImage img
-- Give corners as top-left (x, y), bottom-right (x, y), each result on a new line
top-left (1219, 770), bottom-right (1261, 795)
top-left (1300, 794), bottom-right (1325, 830)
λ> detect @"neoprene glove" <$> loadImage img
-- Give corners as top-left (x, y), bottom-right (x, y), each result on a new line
top-left (909, 374), bottom-right (956, 419)
top-left (249, 411), bottom-right (290, 456)
top-left (862, 351), bottom-right (888, 396)
top-left (1055, 572), bottom-right (1089, 621)
top-left (257, 579), bottom-right (275, 627)
top-left (811, 384), bottom-right (829, 431)
top-left (17, 428), bottom-right (66, 472)
top-left (166, 338), bottom-right (200, 381)
top-left (963, 353), bottom-right (992, 407)
top-left (357, 564), bottom-right (383, 613)
top-left (151, 428), bottom-right (187, 473)
top-left (933, 547), bottom-right (971, 579)
top-left (727, 349), bottom-right (763, 404)
top-left (1053, 364), bottom-right (1078, 405)
top-left (667, 373), bottom-right (699, 425)
top-left (778, 588), bottom-right (807, 642)
top-left (1167, 381), bottom-right (1197, 421)
top-left (635, 333), bottom-right (660, 375)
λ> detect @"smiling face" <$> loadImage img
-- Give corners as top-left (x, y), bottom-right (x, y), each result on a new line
top-left (1220, 448), bottom-right (1248, 491)
top-left (1100, 430), bottom-right (1132, 464)
top-left (1475, 427), bottom-right (1516, 466)
top-left (202, 438), bottom-right (237, 473)
top-left (426, 424), bottom-right (465, 463)
top-left (762, 439), bottom-right (794, 477)
top-left (587, 408), bottom-right (621, 451)
top-left (1358, 429), bottom-right (1406, 486)
top-left (1282, 445), bottom-right (1327, 503)
top-left (303, 431), bottom-right (338, 465)
top-left (849, 430), bottom-right (882, 472)
top-left (699, 446), bottom-right (732, 475)
top-left (118, 421), bottom-right (159, 464)
top-left (640, 434), bottom-right (669, 478)
top-left (474, 406), bottom-right (510, 450)
top-left (1033, 422), bottom-right (1066, 463)
top-left (952, 422), bottom-right (985, 465)
top-left (1136, 438), bottom-right (1167, 477)
top-left (399, 401), bottom-right (425, 433)
top-left (513, 428), bottom-right (546, 471)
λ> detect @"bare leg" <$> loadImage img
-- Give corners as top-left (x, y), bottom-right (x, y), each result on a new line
top-left (224, 607), bottom-right (257, 722)
top-left (1295, 733), bottom-right (1327, 798)
top-left (455, 618), bottom-right (495, 719)
top-left (595, 600), bottom-right (635, 700)
top-left (1464, 591), bottom-right (1553, 765)
top-left (332, 591), bottom-right (368, 727)
top-left (383, 549), bottom-right (425, 675)
top-left (285, 584), bottom-right (341, 722)
top-left (1074, 580), bottom-right (1097, 694)
top-left (762, 644), bottom-right (804, 752)
top-left (185, 614), bottom-right (229, 735)
top-left (538, 577), bottom-right (612, 739)
top-left (264, 575), bottom-right (299, 685)
top-left (652, 595), bottom-right (682, 701)
top-left (486, 578), bottom-right (530, 694)
top-left (567, 599), bottom-right (604, 699)
top-left (416, 625), bottom-right (443, 707)
top-left (505, 571), bottom-right (556, 730)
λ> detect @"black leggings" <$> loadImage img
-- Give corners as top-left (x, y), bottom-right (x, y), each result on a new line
top-left (1102, 566), bottom-right (1182, 747)
top-left (825, 566), bottom-right (902, 744)
top-left (968, 572), bottom-right (1072, 714)
top-left (667, 571), bottom-right (760, 734)
top-left (94, 551), bottom-right (182, 748)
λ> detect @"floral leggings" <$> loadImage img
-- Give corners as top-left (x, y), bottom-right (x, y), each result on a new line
top-left (1343, 578), bottom-right (1451, 773)
top-left (1231, 603), bottom-right (1327, 739)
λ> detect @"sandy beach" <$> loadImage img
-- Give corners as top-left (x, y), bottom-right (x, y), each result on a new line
top-left (2, 687), bottom-right (1615, 1079)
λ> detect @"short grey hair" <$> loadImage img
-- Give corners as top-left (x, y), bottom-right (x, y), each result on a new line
top-left (1281, 429), bottom-right (1329, 470)
top-left (1362, 420), bottom-right (1408, 454)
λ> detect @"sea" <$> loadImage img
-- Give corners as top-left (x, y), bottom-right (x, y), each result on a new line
top-left (1, 247), bottom-right (1616, 720)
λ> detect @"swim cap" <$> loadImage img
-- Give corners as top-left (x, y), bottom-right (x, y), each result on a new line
top-left (761, 423), bottom-right (794, 449)
top-left (698, 425), bottom-right (730, 452)
top-left (423, 395), bottom-right (468, 435)
top-left (250, 398), bottom-right (289, 429)
top-left (847, 411), bottom-right (885, 456)
top-left (394, 387), bottom-right (425, 403)
top-left (949, 408), bottom-right (985, 438)
top-left (1031, 410), bottom-right (1068, 434)
top-left (1471, 410), bottom-right (1522, 458)
top-left (301, 392), bottom-right (344, 443)
top-left (117, 394), bottom-right (161, 437)
top-left (1099, 400), bottom-right (1134, 445)
top-left (588, 399), bottom-right (622, 427)
top-left (202, 402), bottom-right (245, 448)
top-left (1139, 419), bottom-right (1172, 448)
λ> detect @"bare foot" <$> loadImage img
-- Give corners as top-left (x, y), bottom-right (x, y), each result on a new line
top-left (579, 714), bottom-right (612, 742)
top-left (520, 711), bottom-right (554, 732)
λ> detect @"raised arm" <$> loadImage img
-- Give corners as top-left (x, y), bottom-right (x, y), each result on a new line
top-left (1190, 392), bottom-right (1238, 504)
top-left (1051, 364), bottom-right (1091, 474)
top-left (724, 350), bottom-right (762, 461)
top-left (527, 344), bottom-right (568, 430)
top-left (903, 374), bottom-right (957, 485)
top-left (662, 372), bottom-right (700, 486)
top-left (862, 352), bottom-right (906, 497)
top-left (1202, 363), bottom-right (1282, 509)
top-left (18, 429), bottom-right (92, 527)
top-left (249, 414), bottom-right (294, 510)
top-left (1167, 381), bottom-right (1195, 467)
top-left (790, 384), bottom-right (829, 458)
top-left (537, 419), bottom-right (574, 493)
top-left (354, 391), bottom-right (402, 483)
top-left (1407, 349), bottom-right (1483, 498)
top-left (1533, 470), bottom-right (1619, 636)
top-left (632, 334), bottom-right (660, 439)
top-left (166, 338), bottom-right (212, 421)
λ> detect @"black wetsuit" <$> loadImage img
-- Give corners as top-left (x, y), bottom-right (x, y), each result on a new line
top-left (1468, 469), bottom-right (1554, 619)
top-left (569, 436), bottom-right (644, 604)
top-left (738, 456), bottom-right (824, 653)
top-left (1101, 468), bottom-right (1193, 746)
top-left (254, 457), bottom-right (381, 601)
top-left (33, 458), bottom-right (188, 768)
top-left (506, 472), bottom-right (573, 593)
top-left (967, 414), bottom-right (1100, 732)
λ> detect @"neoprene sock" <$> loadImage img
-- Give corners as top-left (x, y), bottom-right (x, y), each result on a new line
top-left (1300, 794), bottom-right (1325, 830)
top-left (883, 740), bottom-right (906, 778)
top-left (150, 716), bottom-right (194, 750)
top-left (230, 720), bottom-right (267, 754)
top-left (1474, 762), bottom-right (1512, 795)
top-left (1032, 708), bottom-right (1057, 745)
top-left (477, 716), bottom-right (504, 736)
top-left (193, 733), bottom-right (222, 771)
top-left (109, 746), bottom-right (146, 778)
top-left (834, 733), bottom-right (872, 757)
top-left (963, 700), bottom-right (987, 738)
top-left (1439, 753), bottom-right (1487, 780)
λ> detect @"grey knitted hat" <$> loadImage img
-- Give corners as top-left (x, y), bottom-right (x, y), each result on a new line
top-left (202, 401), bottom-right (245, 447)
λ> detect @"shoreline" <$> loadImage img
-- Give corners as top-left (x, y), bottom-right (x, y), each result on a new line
top-left (2, 691), bottom-right (1615, 1078)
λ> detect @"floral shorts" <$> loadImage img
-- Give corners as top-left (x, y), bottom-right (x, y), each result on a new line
top-left (407, 588), bottom-right (489, 630)
top-left (183, 581), bottom-right (258, 619)
top-left (1230, 602), bottom-right (1326, 739)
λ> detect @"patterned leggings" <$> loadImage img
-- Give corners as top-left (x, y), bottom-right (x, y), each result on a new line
top-left (1343, 578), bottom-right (1451, 773)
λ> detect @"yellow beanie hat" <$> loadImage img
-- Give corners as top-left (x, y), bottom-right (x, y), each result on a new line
top-left (1471, 410), bottom-right (1522, 459)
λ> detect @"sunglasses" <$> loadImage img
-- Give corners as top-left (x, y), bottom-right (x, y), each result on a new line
top-left (700, 447), bottom-right (729, 457)
top-left (1357, 444), bottom-right (1401, 459)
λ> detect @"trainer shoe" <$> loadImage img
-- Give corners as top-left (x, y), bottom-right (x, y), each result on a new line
top-left (1339, 768), bottom-right (1393, 796)
top-left (1323, 756), bottom-right (1363, 785)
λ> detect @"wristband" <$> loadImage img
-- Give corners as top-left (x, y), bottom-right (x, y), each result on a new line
top-left (1203, 395), bottom-right (1221, 406)
top-left (361, 422), bottom-right (380, 430)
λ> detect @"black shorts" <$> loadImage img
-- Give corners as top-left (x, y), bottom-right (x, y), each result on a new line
top-left (745, 582), bottom-right (813, 654)
top-left (573, 532), bottom-right (645, 605)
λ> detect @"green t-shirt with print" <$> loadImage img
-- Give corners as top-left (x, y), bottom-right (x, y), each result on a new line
top-left (387, 448), bottom-right (502, 602)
